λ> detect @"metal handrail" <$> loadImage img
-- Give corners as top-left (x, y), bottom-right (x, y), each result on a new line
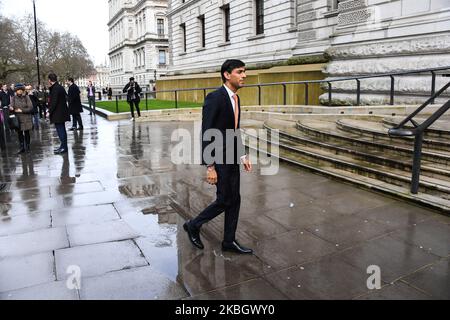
top-left (388, 81), bottom-right (450, 194)
top-left (108, 65), bottom-right (450, 110)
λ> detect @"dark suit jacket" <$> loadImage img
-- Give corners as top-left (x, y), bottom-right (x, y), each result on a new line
top-left (122, 82), bottom-right (142, 102)
top-left (68, 84), bottom-right (83, 114)
top-left (0, 91), bottom-right (10, 107)
top-left (49, 82), bottom-right (70, 124)
top-left (87, 86), bottom-right (96, 98)
top-left (201, 86), bottom-right (245, 166)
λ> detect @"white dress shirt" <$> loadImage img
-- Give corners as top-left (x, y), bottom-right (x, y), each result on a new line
top-left (223, 85), bottom-right (247, 164)
top-left (223, 84), bottom-right (237, 113)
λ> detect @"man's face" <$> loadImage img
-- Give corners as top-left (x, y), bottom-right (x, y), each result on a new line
top-left (2, 85), bottom-right (6, 91)
top-left (225, 67), bottom-right (247, 90)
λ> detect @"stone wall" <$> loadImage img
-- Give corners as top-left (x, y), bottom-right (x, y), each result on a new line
top-left (156, 64), bottom-right (326, 106)
top-left (321, 0), bottom-right (450, 105)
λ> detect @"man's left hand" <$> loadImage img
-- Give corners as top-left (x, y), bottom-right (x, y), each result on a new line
top-left (242, 156), bottom-right (253, 173)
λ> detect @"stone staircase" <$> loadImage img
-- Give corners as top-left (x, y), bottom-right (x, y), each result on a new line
top-left (242, 112), bottom-right (450, 214)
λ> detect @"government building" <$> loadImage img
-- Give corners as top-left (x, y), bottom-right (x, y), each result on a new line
top-left (163, 0), bottom-right (450, 105)
top-left (108, 0), bottom-right (170, 92)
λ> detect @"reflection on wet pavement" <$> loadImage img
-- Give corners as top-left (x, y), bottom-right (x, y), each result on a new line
top-left (0, 113), bottom-right (449, 300)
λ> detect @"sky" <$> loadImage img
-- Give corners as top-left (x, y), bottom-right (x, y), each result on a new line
top-left (0, 0), bottom-right (109, 66)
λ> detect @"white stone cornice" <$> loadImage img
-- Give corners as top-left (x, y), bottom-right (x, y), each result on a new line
top-left (327, 34), bottom-right (450, 59)
top-left (167, 0), bottom-right (201, 17)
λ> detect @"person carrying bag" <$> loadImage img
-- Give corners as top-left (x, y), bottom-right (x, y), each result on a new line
top-left (10, 84), bottom-right (33, 154)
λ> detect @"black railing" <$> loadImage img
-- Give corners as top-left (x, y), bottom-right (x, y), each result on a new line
top-left (388, 81), bottom-right (450, 194)
top-left (107, 65), bottom-right (450, 110)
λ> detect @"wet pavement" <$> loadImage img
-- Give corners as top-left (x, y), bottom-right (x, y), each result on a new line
top-left (0, 113), bottom-right (449, 300)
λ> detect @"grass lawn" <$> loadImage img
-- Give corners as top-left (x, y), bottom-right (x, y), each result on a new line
top-left (95, 99), bottom-right (203, 113)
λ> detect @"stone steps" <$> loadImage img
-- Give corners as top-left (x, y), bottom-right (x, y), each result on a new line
top-left (242, 115), bottom-right (450, 214)
top-left (382, 116), bottom-right (450, 139)
top-left (336, 118), bottom-right (450, 152)
top-left (263, 120), bottom-right (450, 181)
top-left (247, 130), bottom-right (450, 197)
top-left (296, 119), bottom-right (450, 166)
top-left (243, 130), bottom-right (450, 213)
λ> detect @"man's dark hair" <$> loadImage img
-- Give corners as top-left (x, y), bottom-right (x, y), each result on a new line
top-left (221, 60), bottom-right (245, 83)
top-left (68, 78), bottom-right (74, 83)
top-left (130, 77), bottom-right (135, 81)
top-left (48, 73), bottom-right (58, 82)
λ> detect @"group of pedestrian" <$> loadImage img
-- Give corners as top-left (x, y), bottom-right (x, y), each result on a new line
top-left (0, 73), bottom-right (86, 155)
top-left (0, 83), bottom-right (48, 154)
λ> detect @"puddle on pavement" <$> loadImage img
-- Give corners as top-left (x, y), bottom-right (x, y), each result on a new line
top-left (137, 204), bottom-right (180, 282)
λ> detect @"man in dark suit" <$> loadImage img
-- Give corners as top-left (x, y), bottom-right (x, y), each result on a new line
top-left (87, 81), bottom-right (96, 115)
top-left (122, 77), bottom-right (142, 121)
top-left (183, 60), bottom-right (253, 255)
top-left (67, 78), bottom-right (84, 131)
top-left (48, 73), bottom-right (71, 154)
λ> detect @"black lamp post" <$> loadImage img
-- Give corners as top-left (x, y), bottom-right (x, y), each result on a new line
top-left (32, 0), bottom-right (41, 87)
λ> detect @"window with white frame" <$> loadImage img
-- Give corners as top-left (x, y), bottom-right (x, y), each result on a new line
top-left (222, 4), bottom-right (230, 42)
top-left (180, 23), bottom-right (186, 52)
top-left (159, 50), bottom-right (167, 65)
top-left (157, 18), bottom-right (165, 36)
top-left (198, 15), bottom-right (205, 48)
top-left (255, 0), bottom-right (264, 35)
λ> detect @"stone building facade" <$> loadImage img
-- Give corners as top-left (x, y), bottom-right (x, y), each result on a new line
top-left (108, 0), bottom-right (170, 91)
top-left (167, 0), bottom-right (450, 105)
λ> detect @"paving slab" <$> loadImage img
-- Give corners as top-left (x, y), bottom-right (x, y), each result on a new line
top-left (0, 252), bottom-right (55, 293)
top-left (304, 215), bottom-right (394, 250)
top-left (50, 181), bottom-right (104, 197)
top-left (337, 235), bottom-right (440, 283)
top-left (355, 281), bottom-right (432, 300)
top-left (0, 211), bottom-right (51, 237)
top-left (0, 281), bottom-right (79, 300)
top-left (189, 278), bottom-right (289, 300)
top-left (55, 240), bottom-right (148, 280)
top-left (66, 220), bottom-right (140, 247)
top-left (402, 258), bottom-right (450, 300)
top-left (79, 266), bottom-right (189, 300)
top-left (389, 219), bottom-right (450, 258)
top-left (51, 204), bottom-right (120, 227)
top-left (255, 229), bottom-right (337, 271)
top-left (264, 256), bottom-right (373, 300)
top-left (355, 202), bottom-right (437, 230)
top-left (0, 227), bottom-right (69, 258)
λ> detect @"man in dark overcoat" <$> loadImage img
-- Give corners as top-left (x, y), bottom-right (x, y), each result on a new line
top-left (67, 78), bottom-right (84, 131)
top-left (48, 73), bottom-right (71, 154)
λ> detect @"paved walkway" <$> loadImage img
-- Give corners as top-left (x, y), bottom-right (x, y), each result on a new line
top-left (0, 114), bottom-right (448, 300)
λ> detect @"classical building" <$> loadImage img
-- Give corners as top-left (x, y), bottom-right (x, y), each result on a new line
top-left (76, 64), bottom-right (111, 100)
top-left (166, 0), bottom-right (450, 105)
top-left (108, 0), bottom-right (170, 91)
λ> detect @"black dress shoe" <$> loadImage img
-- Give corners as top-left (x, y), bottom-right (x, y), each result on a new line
top-left (54, 148), bottom-right (68, 155)
top-left (183, 221), bottom-right (204, 250)
top-left (69, 127), bottom-right (76, 131)
top-left (222, 241), bottom-right (253, 255)
top-left (78, 127), bottom-right (84, 131)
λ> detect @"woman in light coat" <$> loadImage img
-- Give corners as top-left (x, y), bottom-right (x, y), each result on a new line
top-left (10, 83), bottom-right (33, 154)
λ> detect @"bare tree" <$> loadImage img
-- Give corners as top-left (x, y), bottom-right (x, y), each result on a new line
top-left (0, 13), bottom-right (95, 84)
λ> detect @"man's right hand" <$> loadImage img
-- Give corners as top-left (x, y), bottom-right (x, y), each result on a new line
top-left (206, 167), bottom-right (218, 185)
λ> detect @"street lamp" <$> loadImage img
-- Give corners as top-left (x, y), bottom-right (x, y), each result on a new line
top-left (32, 0), bottom-right (41, 87)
